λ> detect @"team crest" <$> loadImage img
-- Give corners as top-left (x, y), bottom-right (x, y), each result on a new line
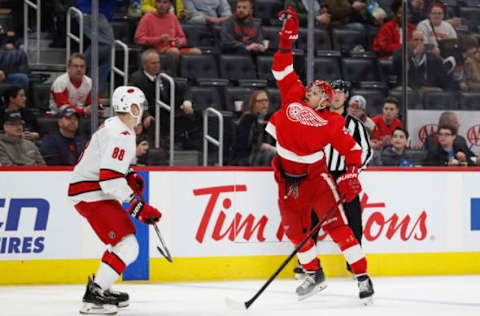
top-left (286, 103), bottom-right (328, 127)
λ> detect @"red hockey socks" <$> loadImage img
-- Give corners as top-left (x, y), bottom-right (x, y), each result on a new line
top-left (329, 226), bottom-right (367, 275)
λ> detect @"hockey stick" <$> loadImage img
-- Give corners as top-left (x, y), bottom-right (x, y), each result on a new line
top-left (138, 196), bottom-right (173, 263)
top-left (225, 195), bottom-right (345, 311)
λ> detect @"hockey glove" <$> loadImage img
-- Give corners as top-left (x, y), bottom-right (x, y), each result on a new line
top-left (126, 170), bottom-right (145, 196)
top-left (336, 166), bottom-right (362, 202)
top-left (129, 200), bottom-right (162, 225)
top-left (278, 7), bottom-right (299, 50)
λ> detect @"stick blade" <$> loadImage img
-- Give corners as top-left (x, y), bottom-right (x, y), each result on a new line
top-left (225, 297), bottom-right (247, 311)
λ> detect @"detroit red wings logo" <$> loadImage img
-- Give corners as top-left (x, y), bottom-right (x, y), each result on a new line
top-left (286, 103), bottom-right (328, 127)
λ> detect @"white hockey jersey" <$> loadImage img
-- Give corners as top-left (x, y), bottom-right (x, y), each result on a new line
top-left (68, 116), bottom-right (136, 203)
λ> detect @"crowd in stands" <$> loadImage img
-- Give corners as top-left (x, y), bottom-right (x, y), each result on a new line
top-left (0, 0), bottom-right (479, 167)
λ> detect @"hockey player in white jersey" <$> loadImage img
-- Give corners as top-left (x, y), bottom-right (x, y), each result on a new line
top-left (68, 86), bottom-right (162, 315)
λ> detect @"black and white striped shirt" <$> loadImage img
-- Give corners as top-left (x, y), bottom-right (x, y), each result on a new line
top-left (325, 113), bottom-right (372, 173)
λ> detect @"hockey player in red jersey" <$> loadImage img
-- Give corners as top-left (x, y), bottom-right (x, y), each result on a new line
top-left (266, 7), bottom-right (374, 303)
top-left (68, 86), bottom-right (162, 315)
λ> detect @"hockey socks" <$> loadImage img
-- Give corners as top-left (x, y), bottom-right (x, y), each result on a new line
top-left (329, 226), bottom-right (367, 275)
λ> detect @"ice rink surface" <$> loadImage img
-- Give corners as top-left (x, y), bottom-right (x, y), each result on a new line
top-left (1, 275), bottom-right (479, 316)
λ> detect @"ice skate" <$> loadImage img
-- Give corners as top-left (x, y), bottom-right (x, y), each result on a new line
top-left (293, 263), bottom-right (305, 280)
top-left (80, 275), bottom-right (118, 315)
top-left (295, 267), bottom-right (327, 301)
top-left (356, 273), bottom-right (374, 305)
top-left (104, 288), bottom-right (129, 308)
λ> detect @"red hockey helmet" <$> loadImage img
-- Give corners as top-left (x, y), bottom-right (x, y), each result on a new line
top-left (307, 80), bottom-right (334, 105)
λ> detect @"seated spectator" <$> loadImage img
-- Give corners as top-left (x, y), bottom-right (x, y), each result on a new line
top-left (134, 0), bottom-right (201, 64)
top-left (372, 0), bottom-right (415, 59)
top-left (347, 94), bottom-right (375, 136)
top-left (460, 35), bottom-right (480, 91)
top-left (39, 108), bottom-right (87, 165)
top-left (0, 111), bottom-right (45, 166)
top-left (49, 53), bottom-right (103, 117)
top-left (371, 96), bottom-right (403, 149)
top-left (416, 2), bottom-right (457, 58)
top-left (220, 0), bottom-right (267, 55)
top-left (233, 90), bottom-right (276, 166)
top-left (129, 49), bottom-right (202, 150)
top-left (393, 29), bottom-right (451, 92)
top-left (380, 127), bottom-right (419, 166)
top-left (284, 0), bottom-right (330, 27)
top-left (134, 123), bottom-right (150, 165)
top-left (0, 36), bottom-right (30, 90)
top-left (424, 125), bottom-right (476, 166)
top-left (1, 84), bottom-right (39, 141)
top-left (183, 0), bottom-right (231, 25)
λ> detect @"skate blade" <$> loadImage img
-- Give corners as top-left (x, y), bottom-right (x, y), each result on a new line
top-left (297, 283), bottom-right (328, 301)
top-left (79, 302), bottom-right (118, 315)
top-left (360, 296), bottom-right (373, 306)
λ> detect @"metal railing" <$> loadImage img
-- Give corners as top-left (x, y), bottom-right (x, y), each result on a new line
top-left (66, 6), bottom-right (84, 63)
top-left (203, 108), bottom-right (223, 166)
top-left (155, 73), bottom-right (175, 166)
top-left (24, 0), bottom-right (41, 64)
top-left (110, 40), bottom-right (129, 98)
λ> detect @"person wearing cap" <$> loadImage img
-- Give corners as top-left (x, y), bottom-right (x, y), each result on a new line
top-left (347, 94), bottom-right (376, 136)
top-left (39, 108), bottom-right (87, 166)
top-left (0, 111), bottom-right (45, 166)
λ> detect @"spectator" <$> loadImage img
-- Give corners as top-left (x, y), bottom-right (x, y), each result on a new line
top-left (460, 35), bottom-right (480, 91)
top-left (183, 0), bottom-right (231, 25)
top-left (49, 53), bottom-right (103, 117)
top-left (379, 127), bottom-right (419, 166)
top-left (220, 0), bottom-right (267, 55)
top-left (39, 108), bottom-right (87, 165)
top-left (372, 0), bottom-right (415, 59)
top-left (129, 49), bottom-right (202, 150)
top-left (233, 89), bottom-right (276, 166)
top-left (284, 0), bottom-right (330, 27)
top-left (134, 123), bottom-right (150, 165)
top-left (0, 36), bottom-right (30, 90)
top-left (416, 2), bottom-right (457, 58)
top-left (76, 0), bottom-right (116, 94)
top-left (0, 111), bottom-right (46, 166)
top-left (424, 125), bottom-right (476, 166)
top-left (347, 94), bottom-right (375, 136)
top-left (134, 0), bottom-right (201, 64)
top-left (371, 96), bottom-right (403, 149)
top-left (1, 84), bottom-right (39, 141)
top-left (392, 29), bottom-right (450, 92)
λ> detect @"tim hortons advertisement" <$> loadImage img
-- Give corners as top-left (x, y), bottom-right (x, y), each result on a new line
top-left (407, 110), bottom-right (480, 155)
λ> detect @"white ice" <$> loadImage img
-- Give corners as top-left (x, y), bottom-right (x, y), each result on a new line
top-left (1, 275), bottom-right (479, 316)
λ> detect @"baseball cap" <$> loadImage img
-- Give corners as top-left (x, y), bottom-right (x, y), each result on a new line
top-left (57, 108), bottom-right (80, 118)
top-left (3, 111), bottom-right (24, 124)
top-left (348, 95), bottom-right (367, 111)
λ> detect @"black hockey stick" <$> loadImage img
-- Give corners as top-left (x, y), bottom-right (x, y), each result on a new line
top-left (225, 195), bottom-right (345, 310)
top-left (138, 196), bottom-right (173, 263)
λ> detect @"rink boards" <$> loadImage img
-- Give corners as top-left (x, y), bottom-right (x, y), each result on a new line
top-left (0, 167), bottom-right (480, 285)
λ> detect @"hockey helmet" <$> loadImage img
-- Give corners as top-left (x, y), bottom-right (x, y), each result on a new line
top-left (307, 80), bottom-right (334, 106)
top-left (112, 86), bottom-right (147, 124)
top-left (330, 79), bottom-right (351, 96)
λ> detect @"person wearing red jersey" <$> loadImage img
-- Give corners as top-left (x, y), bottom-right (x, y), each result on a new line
top-left (371, 96), bottom-right (403, 150)
top-left (68, 86), bottom-right (162, 315)
top-left (266, 7), bottom-right (374, 303)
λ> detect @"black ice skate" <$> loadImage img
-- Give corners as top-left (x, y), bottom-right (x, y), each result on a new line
top-left (295, 267), bottom-right (327, 301)
top-left (80, 275), bottom-right (118, 315)
top-left (104, 288), bottom-right (129, 308)
top-left (356, 273), bottom-right (374, 305)
top-left (293, 263), bottom-right (305, 280)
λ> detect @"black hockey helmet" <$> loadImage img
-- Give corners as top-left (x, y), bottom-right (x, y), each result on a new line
top-left (330, 80), bottom-right (351, 96)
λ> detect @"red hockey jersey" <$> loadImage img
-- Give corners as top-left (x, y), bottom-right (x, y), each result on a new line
top-left (265, 51), bottom-right (362, 175)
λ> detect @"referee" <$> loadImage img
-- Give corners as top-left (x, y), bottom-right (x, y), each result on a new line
top-left (294, 80), bottom-right (373, 279)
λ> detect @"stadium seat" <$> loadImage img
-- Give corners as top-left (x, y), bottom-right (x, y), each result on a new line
top-left (37, 117), bottom-right (58, 137)
top-left (181, 24), bottom-right (216, 53)
top-left (297, 28), bottom-right (331, 51)
top-left (341, 57), bottom-right (382, 86)
top-left (351, 88), bottom-right (387, 116)
top-left (219, 55), bottom-right (257, 84)
top-left (378, 58), bottom-right (397, 86)
top-left (179, 54), bottom-right (221, 84)
top-left (388, 89), bottom-right (422, 110)
top-left (266, 87), bottom-right (281, 113)
top-left (111, 20), bottom-right (133, 45)
top-left (331, 28), bottom-right (366, 54)
top-left (159, 53), bottom-right (177, 77)
top-left (186, 86), bottom-right (223, 111)
top-left (459, 7), bottom-right (480, 31)
top-left (223, 86), bottom-right (253, 112)
top-left (256, 55), bottom-right (275, 86)
top-left (254, 0), bottom-right (283, 26)
top-left (422, 91), bottom-right (457, 110)
top-left (261, 26), bottom-right (281, 53)
top-left (30, 83), bottom-right (52, 114)
top-left (459, 92), bottom-right (480, 110)
top-left (313, 56), bottom-right (342, 82)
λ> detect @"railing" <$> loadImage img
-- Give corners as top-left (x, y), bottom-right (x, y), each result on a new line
top-left (203, 107), bottom-right (223, 166)
top-left (66, 6), bottom-right (84, 64)
top-left (155, 73), bottom-right (175, 166)
top-left (110, 40), bottom-right (129, 98)
top-left (23, 0), bottom-right (41, 64)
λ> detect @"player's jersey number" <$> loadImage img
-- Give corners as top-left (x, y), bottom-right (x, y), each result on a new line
top-left (112, 147), bottom-right (126, 161)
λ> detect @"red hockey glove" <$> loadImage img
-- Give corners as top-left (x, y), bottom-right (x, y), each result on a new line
top-left (129, 200), bottom-right (162, 225)
top-left (126, 170), bottom-right (145, 196)
top-left (336, 166), bottom-right (362, 202)
top-left (278, 7), bottom-right (299, 50)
